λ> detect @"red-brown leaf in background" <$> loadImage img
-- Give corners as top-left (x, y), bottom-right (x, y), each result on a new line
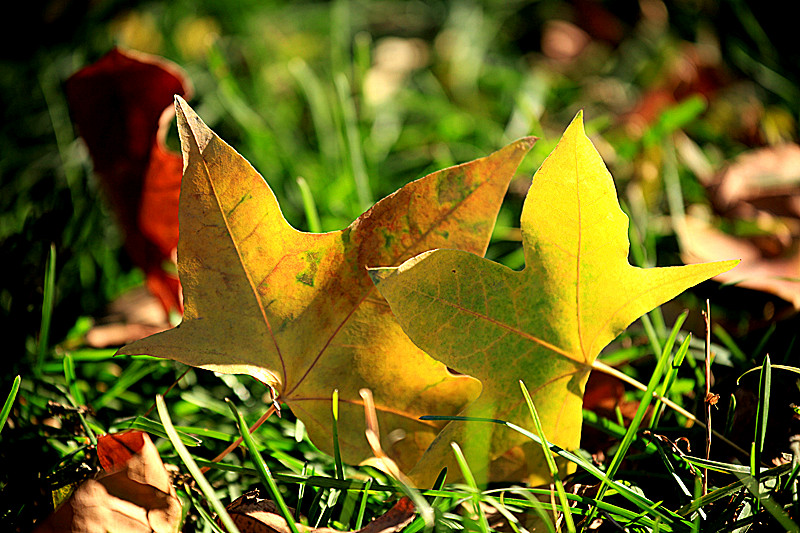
top-left (34, 431), bottom-right (182, 533)
top-left (679, 144), bottom-right (800, 309)
top-left (66, 47), bottom-right (191, 316)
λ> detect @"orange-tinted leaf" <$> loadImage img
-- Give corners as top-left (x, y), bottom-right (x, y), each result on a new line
top-left (97, 430), bottom-right (147, 470)
top-left (34, 431), bottom-right (181, 533)
top-left (119, 98), bottom-right (535, 470)
top-left (66, 47), bottom-right (191, 315)
top-left (371, 112), bottom-right (738, 485)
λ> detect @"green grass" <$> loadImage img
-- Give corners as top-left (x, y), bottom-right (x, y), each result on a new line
top-left (2, 1), bottom-right (800, 531)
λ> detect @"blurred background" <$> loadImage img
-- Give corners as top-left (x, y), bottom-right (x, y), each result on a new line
top-left (2, 0), bottom-right (799, 425)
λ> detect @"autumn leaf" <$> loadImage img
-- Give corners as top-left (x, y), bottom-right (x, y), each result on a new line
top-left (66, 47), bottom-right (190, 315)
top-left (34, 431), bottom-right (181, 533)
top-left (678, 143), bottom-right (800, 309)
top-left (370, 112), bottom-right (738, 486)
top-left (119, 97), bottom-right (535, 470)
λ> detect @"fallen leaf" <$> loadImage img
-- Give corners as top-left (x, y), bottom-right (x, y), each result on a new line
top-left (66, 47), bottom-right (191, 315)
top-left (541, 20), bottom-right (590, 63)
top-left (713, 143), bottom-right (800, 219)
top-left (34, 431), bottom-right (181, 533)
top-left (679, 214), bottom-right (800, 309)
top-left (678, 144), bottom-right (800, 309)
top-left (370, 112), bottom-right (738, 486)
top-left (119, 97), bottom-right (535, 471)
top-left (85, 286), bottom-right (171, 348)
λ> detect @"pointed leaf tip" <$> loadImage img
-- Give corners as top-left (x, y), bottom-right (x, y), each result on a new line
top-left (174, 97), bottom-right (213, 157)
top-left (565, 110), bottom-right (585, 135)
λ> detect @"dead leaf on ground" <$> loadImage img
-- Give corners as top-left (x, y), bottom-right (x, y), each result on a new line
top-left (712, 143), bottom-right (800, 220)
top-left (85, 286), bottom-right (171, 348)
top-left (679, 214), bottom-right (800, 309)
top-left (679, 143), bottom-right (800, 309)
top-left (34, 431), bottom-right (182, 533)
top-left (66, 47), bottom-right (190, 316)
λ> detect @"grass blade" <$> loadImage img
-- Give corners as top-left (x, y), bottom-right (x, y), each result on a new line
top-left (334, 73), bottom-right (371, 211)
top-left (736, 471), bottom-right (800, 532)
top-left (92, 360), bottom-right (160, 410)
top-left (156, 395), bottom-right (241, 533)
top-left (650, 310), bottom-right (689, 428)
top-left (118, 416), bottom-right (204, 446)
top-left (185, 488), bottom-right (228, 533)
top-left (63, 353), bottom-right (85, 406)
top-left (423, 414), bottom-right (685, 526)
top-left (712, 324), bottom-right (748, 364)
top-left (754, 354), bottom-right (772, 480)
top-left (737, 363), bottom-right (800, 383)
top-left (227, 399), bottom-right (299, 533)
top-left (512, 490), bottom-right (557, 533)
top-left (296, 177), bottom-right (322, 233)
top-left (36, 243), bottom-right (56, 374)
top-left (725, 393), bottom-right (737, 436)
top-left (519, 381), bottom-right (576, 533)
top-left (595, 331), bottom-right (690, 512)
top-left (353, 477), bottom-right (372, 529)
top-left (650, 438), bottom-right (706, 520)
top-left (450, 442), bottom-right (490, 533)
top-left (287, 58), bottom-right (339, 172)
top-left (1, 375), bottom-right (21, 433)
top-left (296, 463), bottom-right (309, 521)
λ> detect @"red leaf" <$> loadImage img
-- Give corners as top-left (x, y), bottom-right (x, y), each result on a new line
top-left (97, 431), bottom-right (148, 471)
top-left (66, 47), bottom-right (191, 316)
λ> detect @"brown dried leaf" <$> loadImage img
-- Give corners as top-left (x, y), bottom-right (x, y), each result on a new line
top-left (679, 214), bottom-right (800, 309)
top-left (679, 144), bottom-right (800, 309)
top-left (33, 431), bottom-right (181, 533)
top-left (713, 143), bottom-right (800, 219)
top-left (85, 286), bottom-right (170, 348)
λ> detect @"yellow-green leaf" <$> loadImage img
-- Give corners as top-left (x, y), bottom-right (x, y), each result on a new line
top-left (370, 112), bottom-right (738, 486)
top-left (118, 97), bottom-right (535, 470)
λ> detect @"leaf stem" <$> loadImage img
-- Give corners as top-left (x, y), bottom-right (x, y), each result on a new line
top-left (200, 404), bottom-right (277, 473)
top-left (702, 299), bottom-right (712, 496)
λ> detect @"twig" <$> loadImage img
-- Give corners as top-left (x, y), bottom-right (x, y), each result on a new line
top-left (201, 404), bottom-right (277, 473)
top-left (140, 367), bottom-right (192, 420)
top-left (702, 299), bottom-right (712, 496)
